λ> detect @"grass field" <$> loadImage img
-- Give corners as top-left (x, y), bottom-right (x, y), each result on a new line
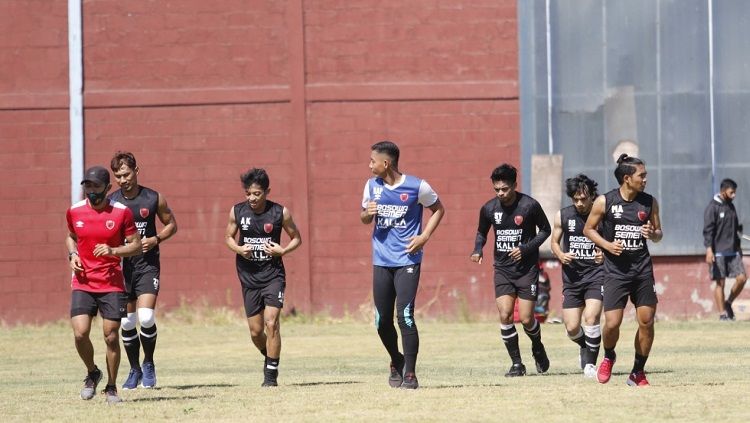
top-left (1, 312), bottom-right (749, 422)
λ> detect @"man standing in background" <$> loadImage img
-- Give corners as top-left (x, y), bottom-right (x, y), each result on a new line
top-left (703, 178), bottom-right (747, 320)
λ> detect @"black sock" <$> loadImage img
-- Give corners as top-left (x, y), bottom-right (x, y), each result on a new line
top-left (584, 332), bottom-right (601, 366)
top-left (501, 325), bottom-right (522, 364)
top-left (265, 356), bottom-right (280, 376)
top-left (523, 320), bottom-right (543, 349)
top-left (140, 324), bottom-right (157, 363)
top-left (631, 353), bottom-right (648, 374)
top-left (604, 347), bottom-right (616, 361)
top-left (260, 348), bottom-right (267, 358)
top-left (121, 328), bottom-right (141, 370)
top-left (569, 327), bottom-right (586, 348)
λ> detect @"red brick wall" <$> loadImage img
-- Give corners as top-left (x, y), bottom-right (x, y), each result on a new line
top-left (3, 1), bottom-right (725, 323)
top-left (0, 1), bottom-right (70, 323)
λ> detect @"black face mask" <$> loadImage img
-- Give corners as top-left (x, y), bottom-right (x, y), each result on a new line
top-left (87, 189), bottom-right (107, 206)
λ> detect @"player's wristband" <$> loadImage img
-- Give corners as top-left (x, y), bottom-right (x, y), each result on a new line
top-left (155, 234), bottom-right (162, 244)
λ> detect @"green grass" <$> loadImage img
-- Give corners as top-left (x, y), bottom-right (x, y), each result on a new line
top-left (1, 315), bottom-right (748, 422)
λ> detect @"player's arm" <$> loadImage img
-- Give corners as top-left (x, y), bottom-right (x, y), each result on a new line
top-left (265, 207), bottom-right (302, 257)
top-left (94, 232), bottom-right (142, 257)
top-left (516, 202), bottom-right (551, 259)
top-left (360, 183), bottom-right (377, 224)
top-left (551, 210), bottom-right (574, 265)
top-left (225, 207), bottom-right (249, 259)
top-left (406, 199), bottom-right (445, 253)
top-left (584, 195), bottom-right (623, 256)
top-left (66, 232), bottom-right (83, 272)
top-left (471, 205), bottom-right (491, 264)
top-left (142, 193), bottom-right (178, 253)
top-left (642, 198), bottom-right (663, 243)
top-left (703, 203), bottom-right (716, 264)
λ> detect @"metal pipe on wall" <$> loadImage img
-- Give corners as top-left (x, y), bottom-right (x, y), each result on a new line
top-left (708, 0), bottom-right (716, 192)
top-left (68, 0), bottom-right (84, 204)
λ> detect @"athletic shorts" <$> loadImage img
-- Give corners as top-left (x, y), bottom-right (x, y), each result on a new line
top-left (602, 273), bottom-right (658, 312)
top-left (710, 254), bottom-right (746, 280)
top-left (242, 277), bottom-right (285, 317)
top-left (494, 267), bottom-right (539, 301)
top-left (123, 265), bottom-right (160, 301)
top-left (562, 279), bottom-right (603, 309)
top-left (70, 290), bottom-right (127, 321)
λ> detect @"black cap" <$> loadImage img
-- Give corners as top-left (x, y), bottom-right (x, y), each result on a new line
top-left (81, 166), bottom-right (110, 186)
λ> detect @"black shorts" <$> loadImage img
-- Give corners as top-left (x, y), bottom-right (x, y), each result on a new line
top-left (710, 255), bottom-right (746, 280)
top-left (70, 290), bottom-right (127, 321)
top-left (123, 265), bottom-right (160, 301)
top-left (494, 267), bottom-right (539, 301)
top-left (562, 279), bottom-right (603, 309)
top-left (242, 278), bottom-right (285, 317)
top-left (602, 272), bottom-right (658, 312)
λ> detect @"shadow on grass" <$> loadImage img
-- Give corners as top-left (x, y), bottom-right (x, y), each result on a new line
top-left (170, 383), bottom-right (237, 390)
top-left (127, 394), bottom-right (214, 402)
top-left (289, 381), bottom-right (362, 387)
top-left (424, 369), bottom-right (675, 389)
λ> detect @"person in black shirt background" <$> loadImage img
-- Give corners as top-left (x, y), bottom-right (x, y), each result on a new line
top-left (703, 178), bottom-right (747, 320)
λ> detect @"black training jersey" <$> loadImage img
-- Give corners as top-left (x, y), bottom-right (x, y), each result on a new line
top-left (234, 200), bottom-right (285, 287)
top-left (560, 205), bottom-right (603, 285)
top-left (703, 194), bottom-right (741, 255)
top-left (601, 189), bottom-right (653, 277)
top-left (475, 193), bottom-right (551, 276)
top-left (109, 186), bottom-right (160, 270)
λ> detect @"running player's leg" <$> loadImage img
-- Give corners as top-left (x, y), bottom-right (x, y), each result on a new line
top-left (725, 256), bottom-right (747, 318)
top-left (394, 264), bottom-right (420, 387)
top-left (71, 314), bottom-right (96, 372)
top-left (581, 296), bottom-right (602, 368)
top-left (99, 292), bottom-right (125, 397)
top-left (243, 285), bottom-right (266, 353)
top-left (728, 273), bottom-right (747, 303)
top-left (628, 276), bottom-right (658, 385)
top-left (71, 291), bottom-right (102, 399)
top-left (373, 266), bottom-right (403, 374)
top-left (495, 291), bottom-right (524, 376)
top-left (262, 305), bottom-right (282, 386)
top-left (516, 271), bottom-right (547, 374)
top-left (120, 265), bottom-right (141, 375)
top-left (137, 292), bottom-right (158, 388)
top-left (562, 306), bottom-right (585, 367)
top-left (246, 313), bottom-right (267, 356)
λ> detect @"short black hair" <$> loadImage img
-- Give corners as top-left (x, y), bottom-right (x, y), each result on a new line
top-left (565, 174), bottom-right (598, 198)
top-left (720, 178), bottom-right (738, 191)
top-left (110, 151), bottom-right (137, 171)
top-left (614, 154), bottom-right (645, 185)
top-left (240, 168), bottom-right (270, 191)
top-left (371, 140), bottom-right (400, 170)
top-left (491, 164), bottom-right (517, 184)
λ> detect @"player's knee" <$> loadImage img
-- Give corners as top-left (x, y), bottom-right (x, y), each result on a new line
top-left (264, 318), bottom-right (279, 334)
top-left (582, 313), bottom-right (600, 326)
top-left (121, 312), bottom-right (137, 331)
top-left (103, 330), bottom-right (119, 346)
top-left (137, 307), bottom-right (156, 329)
top-left (736, 274), bottom-right (748, 285)
top-left (519, 316), bottom-right (535, 327)
top-left (73, 331), bottom-right (89, 343)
